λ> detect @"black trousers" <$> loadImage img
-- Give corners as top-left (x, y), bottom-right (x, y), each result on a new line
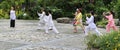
top-left (10, 20), bottom-right (15, 27)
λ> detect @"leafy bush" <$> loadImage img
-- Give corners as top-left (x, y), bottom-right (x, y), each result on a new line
top-left (46, 6), bottom-right (64, 19)
top-left (114, 1), bottom-right (120, 18)
top-left (86, 34), bottom-right (98, 49)
top-left (0, 9), bottom-right (9, 19)
top-left (86, 31), bottom-right (120, 50)
top-left (95, 7), bottom-right (109, 22)
top-left (85, 3), bottom-right (95, 12)
top-left (17, 11), bottom-right (24, 19)
top-left (96, 18), bottom-right (107, 28)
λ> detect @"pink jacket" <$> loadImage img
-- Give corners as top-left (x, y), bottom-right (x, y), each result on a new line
top-left (105, 14), bottom-right (115, 27)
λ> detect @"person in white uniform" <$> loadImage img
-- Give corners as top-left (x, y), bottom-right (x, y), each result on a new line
top-left (44, 10), bottom-right (59, 34)
top-left (85, 11), bottom-right (102, 36)
top-left (37, 8), bottom-right (45, 29)
top-left (10, 6), bottom-right (16, 28)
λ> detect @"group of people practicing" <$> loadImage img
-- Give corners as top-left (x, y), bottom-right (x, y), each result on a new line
top-left (9, 6), bottom-right (118, 36)
top-left (10, 6), bottom-right (59, 34)
top-left (37, 8), bottom-right (59, 34)
top-left (73, 8), bottom-right (118, 36)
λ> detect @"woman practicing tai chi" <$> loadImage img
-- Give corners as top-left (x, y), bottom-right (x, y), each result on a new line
top-left (85, 11), bottom-right (102, 36)
top-left (37, 8), bottom-right (45, 29)
top-left (103, 11), bottom-right (118, 32)
top-left (44, 10), bottom-right (59, 34)
top-left (73, 8), bottom-right (84, 33)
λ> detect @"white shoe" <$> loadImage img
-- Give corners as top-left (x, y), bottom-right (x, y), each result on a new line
top-left (57, 33), bottom-right (60, 34)
top-left (48, 27), bottom-right (52, 30)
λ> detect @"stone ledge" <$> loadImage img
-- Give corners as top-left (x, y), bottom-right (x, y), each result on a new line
top-left (56, 17), bottom-right (71, 23)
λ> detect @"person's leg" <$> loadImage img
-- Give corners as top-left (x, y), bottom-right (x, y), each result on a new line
top-left (94, 28), bottom-right (102, 36)
top-left (112, 26), bottom-right (118, 31)
top-left (85, 26), bottom-right (90, 35)
top-left (48, 22), bottom-right (53, 30)
top-left (80, 20), bottom-right (85, 32)
top-left (11, 20), bottom-right (14, 27)
top-left (13, 20), bottom-right (15, 27)
top-left (48, 24), bottom-right (52, 30)
top-left (80, 24), bottom-right (85, 32)
top-left (45, 23), bottom-right (49, 34)
top-left (74, 26), bottom-right (77, 33)
top-left (10, 20), bottom-right (12, 27)
top-left (52, 26), bottom-right (59, 33)
top-left (106, 24), bottom-right (110, 32)
top-left (78, 20), bottom-right (85, 33)
top-left (38, 20), bottom-right (44, 29)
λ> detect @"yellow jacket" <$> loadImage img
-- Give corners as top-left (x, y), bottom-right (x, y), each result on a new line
top-left (75, 13), bottom-right (82, 21)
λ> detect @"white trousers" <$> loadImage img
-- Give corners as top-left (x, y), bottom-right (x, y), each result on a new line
top-left (45, 23), bottom-right (59, 34)
top-left (85, 26), bottom-right (102, 35)
top-left (38, 20), bottom-right (45, 29)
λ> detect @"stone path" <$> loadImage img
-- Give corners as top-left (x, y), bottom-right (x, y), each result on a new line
top-left (0, 19), bottom-right (106, 50)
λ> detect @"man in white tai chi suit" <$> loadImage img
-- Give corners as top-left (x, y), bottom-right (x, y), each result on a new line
top-left (44, 10), bottom-right (59, 34)
top-left (37, 8), bottom-right (45, 29)
top-left (85, 11), bottom-right (102, 36)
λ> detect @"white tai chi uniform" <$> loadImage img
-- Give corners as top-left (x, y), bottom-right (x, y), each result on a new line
top-left (85, 16), bottom-right (102, 35)
top-left (10, 10), bottom-right (16, 27)
top-left (44, 14), bottom-right (59, 34)
top-left (37, 12), bottom-right (45, 29)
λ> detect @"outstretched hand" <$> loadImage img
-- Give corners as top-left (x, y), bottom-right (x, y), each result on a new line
top-left (102, 12), bottom-right (106, 16)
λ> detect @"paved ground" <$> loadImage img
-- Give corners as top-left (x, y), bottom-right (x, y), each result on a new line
top-left (0, 19), bottom-right (107, 50)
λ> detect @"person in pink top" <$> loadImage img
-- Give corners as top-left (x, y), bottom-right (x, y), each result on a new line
top-left (103, 11), bottom-right (118, 32)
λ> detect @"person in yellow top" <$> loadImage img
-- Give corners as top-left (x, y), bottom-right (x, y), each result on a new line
top-left (73, 8), bottom-right (84, 33)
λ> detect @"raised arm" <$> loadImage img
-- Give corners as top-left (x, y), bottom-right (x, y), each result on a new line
top-left (37, 12), bottom-right (41, 16)
top-left (37, 12), bottom-right (42, 19)
top-left (86, 17), bottom-right (89, 21)
top-left (40, 12), bottom-right (45, 19)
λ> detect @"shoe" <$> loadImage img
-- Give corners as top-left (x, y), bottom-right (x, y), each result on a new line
top-left (73, 30), bottom-right (77, 33)
top-left (74, 31), bottom-right (77, 33)
top-left (56, 32), bottom-right (60, 34)
top-left (49, 29), bottom-right (53, 30)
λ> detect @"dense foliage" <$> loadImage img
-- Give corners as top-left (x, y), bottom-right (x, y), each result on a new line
top-left (0, 0), bottom-right (119, 20)
top-left (86, 31), bottom-right (120, 50)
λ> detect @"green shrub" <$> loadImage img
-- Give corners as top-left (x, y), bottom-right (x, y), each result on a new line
top-left (4, 14), bottom-right (9, 19)
top-left (96, 31), bottom-right (120, 50)
top-left (86, 34), bottom-right (98, 49)
top-left (96, 19), bottom-right (107, 28)
top-left (17, 11), bottom-right (24, 19)
top-left (87, 31), bottom-right (120, 50)
top-left (47, 6), bottom-right (63, 19)
top-left (95, 7), bottom-right (109, 22)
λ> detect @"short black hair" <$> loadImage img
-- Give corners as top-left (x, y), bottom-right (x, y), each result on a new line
top-left (110, 11), bottom-right (115, 16)
top-left (48, 10), bottom-right (52, 14)
top-left (90, 11), bottom-right (94, 15)
top-left (45, 9), bottom-right (49, 16)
